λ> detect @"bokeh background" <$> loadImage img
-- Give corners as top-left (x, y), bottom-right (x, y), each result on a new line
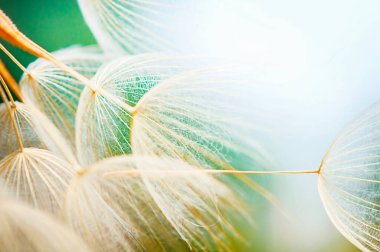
top-left (1, 0), bottom-right (380, 251)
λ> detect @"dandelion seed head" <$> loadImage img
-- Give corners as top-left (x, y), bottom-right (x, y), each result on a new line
top-left (0, 101), bottom-right (75, 162)
top-left (65, 155), bottom-right (245, 251)
top-left (76, 54), bottom-right (209, 165)
top-left (132, 68), bottom-right (270, 171)
top-left (319, 102), bottom-right (380, 251)
top-left (20, 46), bottom-right (106, 150)
top-left (0, 148), bottom-right (75, 214)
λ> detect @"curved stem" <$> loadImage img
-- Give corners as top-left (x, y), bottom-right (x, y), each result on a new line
top-left (0, 75), bottom-right (23, 150)
top-left (42, 53), bottom-right (95, 89)
top-left (0, 43), bottom-right (28, 102)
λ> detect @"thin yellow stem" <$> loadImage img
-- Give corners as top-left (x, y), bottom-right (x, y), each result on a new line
top-left (0, 75), bottom-right (23, 150)
top-left (0, 74), bottom-right (16, 107)
top-left (33, 53), bottom-right (136, 113)
top-left (105, 169), bottom-right (320, 178)
top-left (43, 54), bottom-right (135, 113)
top-left (0, 43), bottom-right (28, 74)
top-left (98, 88), bottom-right (136, 113)
top-left (208, 169), bottom-right (319, 175)
top-left (0, 59), bottom-right (23, 101)
top-left (43, 53), bottom-right (95, 88)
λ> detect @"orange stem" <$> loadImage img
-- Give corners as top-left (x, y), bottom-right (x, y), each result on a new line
top-left (0, 59), bottom-right (22, 100)
top-left (0, 10), bottom-right (45, 58)
top-left (0, 10), bottom-right (93, 87)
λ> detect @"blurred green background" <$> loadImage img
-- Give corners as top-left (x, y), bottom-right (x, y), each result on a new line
top-left (0, 0), bottom-right (373, 251)
top-left (0, 0), bottom-right (95, 80)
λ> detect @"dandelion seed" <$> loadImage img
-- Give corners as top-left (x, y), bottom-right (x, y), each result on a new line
top-left (75, 54), bottom-right (250, 165)
top-left (20, 45), bottom-right (107, 149)
top-left (0, 101), bottom-right (75, 161)
top-left (131, 68), bottom-right (270, 169)
top-left (0, 148), bottom-right (76, 213)
top-left (65, 155), bottom-right (245, 251)
top-left (318, 102), bottom-right (380, 252)
top-left (0, 73), bottom-right (75, 162)
top-left (0, 75), bottom-right (77, 213)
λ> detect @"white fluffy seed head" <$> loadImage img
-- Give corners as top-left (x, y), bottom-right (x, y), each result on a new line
top-left (0, 102), bottom-right (76, 163)
top-left (20, 46), bottom-right (106, 150)
top-left (0, 148), bottom-right (76, 214)
top-left (76, 54), bottom-right (215, 165)
top-left (64, 155), bottom-right (245, 251)
top-left (76, 54), bottom-right (269, 169)
top-left (131, 68), bottom-right (270, 170)
top-left (319, 102), bottom-right (380, 252)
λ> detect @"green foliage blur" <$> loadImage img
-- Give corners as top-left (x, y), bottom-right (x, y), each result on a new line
top-left (0, 0), bottom-right (96, 80)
